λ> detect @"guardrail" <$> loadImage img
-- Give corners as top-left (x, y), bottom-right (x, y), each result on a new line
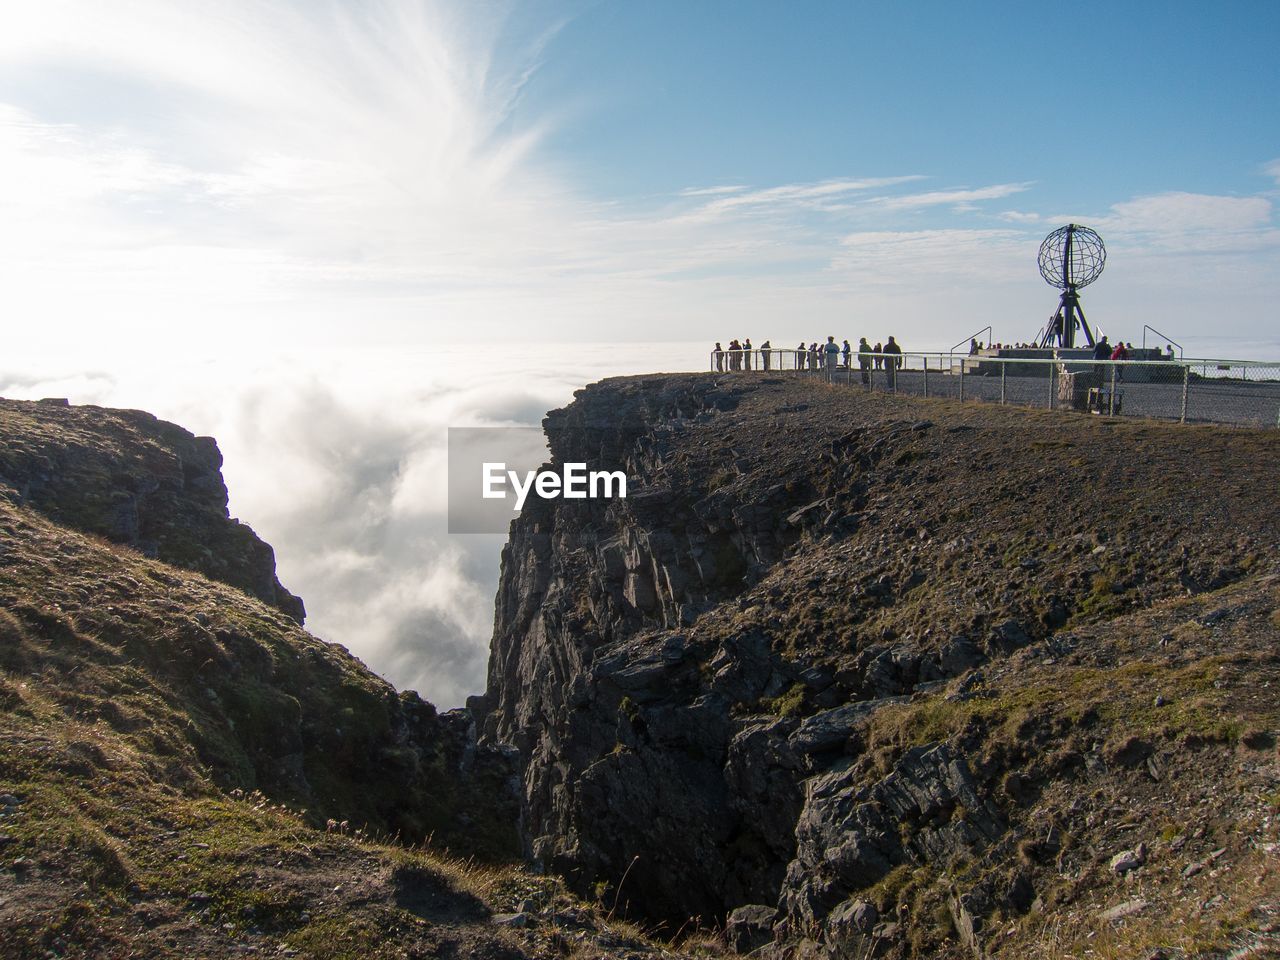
top-left (708, 349), bottom-right (1280, 429)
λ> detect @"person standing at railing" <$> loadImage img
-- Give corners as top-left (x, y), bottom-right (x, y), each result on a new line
top-left (1110, 339), bottom-right (1128, 381)
top-left (857, 338), bottom-right (873, 384)
top-left (842, 339), bottom-right (852, 368)
top-left (873, 342), bottom-right (883, 370)
top-left (713, 342), bottom-right (724, 372)
top-left (1091, 336), bottom-right (1110, 384)
top-left (761, 340), bottom-right (772, 371)
top-left (796, 341), bottom-right (806, 370)
top-left (744, 338), bottom-right (753, 371)
top-left (882, 336), bottom-right (902, 389)
top-left (728, 338), bottom-right (741, 370)
top-left (824, 336), bottom-right (840, 381)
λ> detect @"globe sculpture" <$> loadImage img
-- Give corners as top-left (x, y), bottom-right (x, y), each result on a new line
top-left (1035, 223), bottom-right (1106, 349)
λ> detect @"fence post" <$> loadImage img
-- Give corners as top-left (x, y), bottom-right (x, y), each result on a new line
top-left (959, 360), bottom-right (965, 402)
top-left (1048, 362), bottom-right (1055, 410)
top-left (1109, 364), bottom-right (1117, 416)
top-left (1000, 363), bottom-right (1007, 404)
top-left (923, 356), bottom-right (929, 398)
top-left (1181, 364), bottom-right (1190, 423)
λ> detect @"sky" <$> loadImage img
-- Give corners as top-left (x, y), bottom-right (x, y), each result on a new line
top-left (1, 1), bottom-right (1278, 704)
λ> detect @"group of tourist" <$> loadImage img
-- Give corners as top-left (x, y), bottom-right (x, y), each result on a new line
top-left (1090, 336), bottom-right (1153, 381)
top-left (712, 335), bottom-right (906, 385)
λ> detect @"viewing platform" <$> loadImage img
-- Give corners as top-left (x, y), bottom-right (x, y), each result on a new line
top-left (708, 347), bottom-right (1280, 429)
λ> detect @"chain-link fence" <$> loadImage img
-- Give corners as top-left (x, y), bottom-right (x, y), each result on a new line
top-left (708, 349), bottom-right (1280, 429)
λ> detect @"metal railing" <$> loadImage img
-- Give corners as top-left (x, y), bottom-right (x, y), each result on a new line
top-left (708, 349), bottom-right (1280, 429)
top-left (1142, 325), bottom-right (1184, 359)
top-left (949, 326), bottom-right (991, 360)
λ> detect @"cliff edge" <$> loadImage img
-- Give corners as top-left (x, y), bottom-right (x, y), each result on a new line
top-left (0, 398), bottom-right (560, 959)
top-left (480, 373), bottom-right (1280, 958)
top-left (0, 394), bottom-right (738, 960)
top-left (0, 398), bottom-right (304, 622)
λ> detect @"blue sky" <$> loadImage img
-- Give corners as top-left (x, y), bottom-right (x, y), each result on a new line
top-left (1, 0), bottom-right (1278, 355)
top-left (524, 3), bottom-right (1280, 206)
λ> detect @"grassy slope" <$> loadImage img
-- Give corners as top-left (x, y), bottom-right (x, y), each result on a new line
top-left (853, 575), bottom-right (1280, 959)
top-left (517, 375), bottom-right (1280, 957)
top-left (0, 398), bottom-right (302, 619)
top-left (694, 383), bottom-right (1280, 958)
top-left (0, 499), bottom-right (730, 958)
top-left (0, 496), bottom-right (514, 856)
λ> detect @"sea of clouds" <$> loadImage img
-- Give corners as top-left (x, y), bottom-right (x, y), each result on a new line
top-left (4, 334), bottom-right (1279, 707)
top-left (1, 341), bottom-right (700, 708)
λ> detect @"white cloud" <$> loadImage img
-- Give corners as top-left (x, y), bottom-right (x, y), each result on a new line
top-left (678, 185), bottom-right (748, 197)
top-left (871, 182), bottom-right (1034, 211)
top-left (684, 176), bottom-right (928, 220)
top-left (1, 5), bottom-right (1274, 349)
top-left (0, 1), bottom-right (590, 346)
top-left (999, 210), bottom-right (1042, 224)
top-left (831, 228), bottom-right (1029, 285)
top-left (1092, 192), bottom-right (1276, 251)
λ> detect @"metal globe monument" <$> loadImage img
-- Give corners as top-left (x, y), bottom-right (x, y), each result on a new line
top-left (1035, 223), bottom-right (1106, 349)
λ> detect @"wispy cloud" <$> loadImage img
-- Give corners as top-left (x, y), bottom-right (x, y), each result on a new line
top-left (1094, 191), bottom-right (1274, 241)
top-left (0, 1), bottom-right (587, 343)
top-left (871, 182), bottom-right (1034, 211)
top-left (678, 184), bottom-right (748, 197)
top-left (831, 228), bottom-right (1030, 285)
top-left (681, 175), bottom-right (928, 220)
top-left (1, 5), bottom-right (1274, 346)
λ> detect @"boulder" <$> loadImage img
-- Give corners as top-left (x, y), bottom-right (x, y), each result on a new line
top-left (726, 904), bottom-right (777, 953)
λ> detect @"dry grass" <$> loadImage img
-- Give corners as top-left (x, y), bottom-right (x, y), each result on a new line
top-left (0, 493), bottom-right (734, 958)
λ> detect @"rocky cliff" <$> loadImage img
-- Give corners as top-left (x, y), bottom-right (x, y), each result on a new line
top-left (0, 397), bottom-right (587, 959)
top-left (0, 397), bottom-right (526, 853)
top-left (3, 382), bottom-right (1277, 960)
top-left (480, 374), bottom-right (1280, 958)
top-left (0, 398), bottom-right (304, 621)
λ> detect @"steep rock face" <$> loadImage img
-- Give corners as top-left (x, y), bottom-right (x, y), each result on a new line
top-left (479, 374), bottom-right (1280, 953)
top-left (0, 397), bottom-right (520, 860)
top-left (0, 398), bottom-right (303, 621)
top-left (482, 378), bottom-right (786, 923)
top-left (0, 480), bottom-right (689, 960)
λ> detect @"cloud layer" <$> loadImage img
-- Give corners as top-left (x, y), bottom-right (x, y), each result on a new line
top-left (0, 343), bottom-right (697, 707)
top-left (2, 2), bottom-right (1279, 705)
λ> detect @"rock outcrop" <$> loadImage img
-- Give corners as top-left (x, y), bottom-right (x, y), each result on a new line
top-left (0, 458), bottom-right (693, 960)
top-left (0, 397), bottom-right (519, 859)
top-left (0, 398), bottom-right (304, 621)
top-left (479, 373), bottom-right (1280, 956)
